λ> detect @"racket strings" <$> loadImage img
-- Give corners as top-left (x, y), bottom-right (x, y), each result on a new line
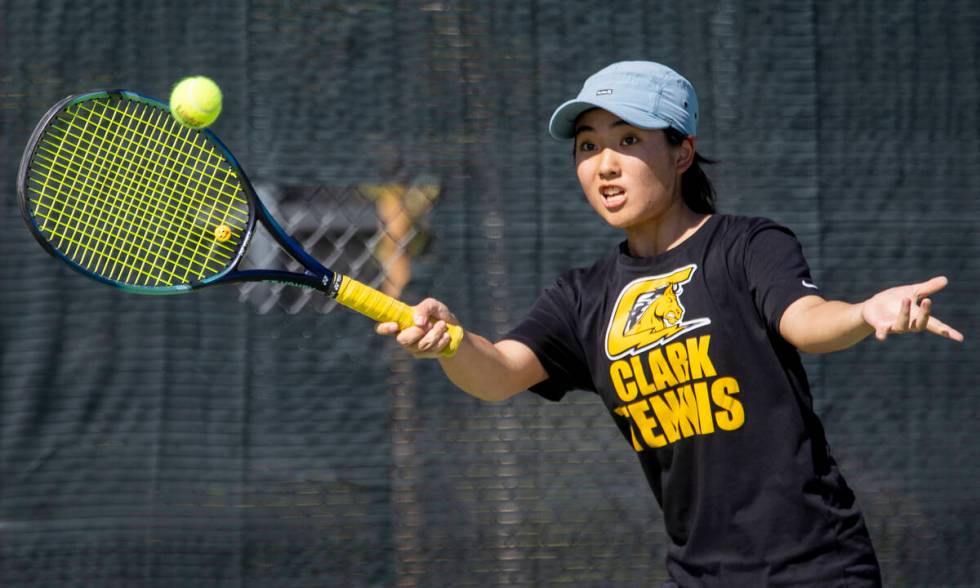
top-left (26, 96), bottom-right (250, 287)
top-left (36, 98), bottom-right (244, 282)
top-left (34, 104), bottom-right (209, 282)
top-left (30, 101), bottom-right (213, 284)
top-left (77, 100), bottom-right (244, 279)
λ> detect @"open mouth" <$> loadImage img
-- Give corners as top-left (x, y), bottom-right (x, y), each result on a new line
top-left (599, 185), bottom-right (626, 209)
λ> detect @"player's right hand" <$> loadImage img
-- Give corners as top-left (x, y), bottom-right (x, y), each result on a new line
top-left (375, 297), bottom-right (460, 359)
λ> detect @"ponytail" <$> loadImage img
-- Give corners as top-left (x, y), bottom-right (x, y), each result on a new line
top-left (664, 127), bottom-right (717, 214)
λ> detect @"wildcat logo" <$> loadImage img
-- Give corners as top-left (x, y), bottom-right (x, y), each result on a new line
top-left (605, 264), bottom-right (711, 360)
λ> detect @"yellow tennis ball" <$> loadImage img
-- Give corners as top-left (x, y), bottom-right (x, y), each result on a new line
top-left (170, 76), bottom-right (222, 129)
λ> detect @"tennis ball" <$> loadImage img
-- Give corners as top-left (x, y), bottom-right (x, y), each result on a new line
top-left (170, 76), bottom-right (222, 129)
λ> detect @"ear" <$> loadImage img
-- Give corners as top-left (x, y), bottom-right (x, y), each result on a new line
top-left (675, 136), bottom-right (696, 174)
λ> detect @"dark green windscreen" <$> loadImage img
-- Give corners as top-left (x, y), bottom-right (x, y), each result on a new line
top-left (0, 1), bottom-right (975, 586)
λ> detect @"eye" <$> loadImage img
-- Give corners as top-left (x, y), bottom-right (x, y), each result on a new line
top-left (622, 135), bottom-right (639, 146)
top-left (578, 140), bottom-right (596, 152)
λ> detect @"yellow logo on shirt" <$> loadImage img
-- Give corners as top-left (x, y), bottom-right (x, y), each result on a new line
top-left (605, 264), bottom-right (711, 360)
top-left (605, 265), bottom-right (743, 451)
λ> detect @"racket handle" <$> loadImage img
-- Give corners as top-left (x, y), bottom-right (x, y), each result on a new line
top-left (334, 275), bottom-right (464, 358)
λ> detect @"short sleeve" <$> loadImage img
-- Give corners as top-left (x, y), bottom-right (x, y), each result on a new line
top-left (742, 222), bottom-right (822, 334)
top-left (503, 277), bottom-right (593, 402)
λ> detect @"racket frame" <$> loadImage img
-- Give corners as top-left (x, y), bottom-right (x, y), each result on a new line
top-left (18, 89), bottom-right (464, 356)
top-left (18, 89), bottom-right (340, 297)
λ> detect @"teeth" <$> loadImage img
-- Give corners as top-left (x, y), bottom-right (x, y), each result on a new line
top-left (601, 187), bottom-right (624, 197)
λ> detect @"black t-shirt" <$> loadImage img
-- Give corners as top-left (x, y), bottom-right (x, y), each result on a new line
top-left (505, 214), bottom-right (882, 587)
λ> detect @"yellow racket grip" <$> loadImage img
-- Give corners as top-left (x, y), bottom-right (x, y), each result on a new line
top-left (334, 275), bottom-right (464, 358)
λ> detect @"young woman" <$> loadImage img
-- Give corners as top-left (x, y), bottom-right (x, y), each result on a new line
top-left (375, 61), bottom-right (963, 587)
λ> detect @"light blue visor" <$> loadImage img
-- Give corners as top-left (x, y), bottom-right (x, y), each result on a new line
top-left (549, 61), bottom-right (699, 140)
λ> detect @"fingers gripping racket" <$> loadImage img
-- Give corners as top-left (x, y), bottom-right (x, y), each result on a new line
top-left (17, 90), bottom-right (463, 356)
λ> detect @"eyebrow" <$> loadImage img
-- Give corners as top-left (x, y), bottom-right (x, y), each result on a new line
top-left (573, 119), bottom-right (632, 137)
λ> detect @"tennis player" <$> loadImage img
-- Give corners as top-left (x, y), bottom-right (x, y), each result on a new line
top-left (376, 61), bottom-right (963, 587)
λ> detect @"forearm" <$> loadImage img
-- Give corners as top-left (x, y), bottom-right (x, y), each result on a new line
top-left (780, 297), bottom-right (875, 354)
top-left (438, 333), bottom-right (543, 402)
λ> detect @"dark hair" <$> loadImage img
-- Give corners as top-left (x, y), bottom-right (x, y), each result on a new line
top-left (663, 127), bottom-right (716, 214)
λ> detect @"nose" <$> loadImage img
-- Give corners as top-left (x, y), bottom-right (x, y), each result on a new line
top-left (597, 147), bottom-right (620, 179)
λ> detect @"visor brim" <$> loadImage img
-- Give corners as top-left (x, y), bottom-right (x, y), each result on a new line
top-left (547, 98), bottom-right (673, 140)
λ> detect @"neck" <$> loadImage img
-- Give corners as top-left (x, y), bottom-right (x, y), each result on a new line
top-left (625, 203), bottom-right (711, 258)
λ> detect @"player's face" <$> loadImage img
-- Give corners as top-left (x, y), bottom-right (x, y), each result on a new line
top-left (574, 109), bottom-right (692, 235)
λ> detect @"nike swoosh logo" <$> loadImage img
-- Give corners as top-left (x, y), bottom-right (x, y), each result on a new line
top-left (802, 280), bottom-right (819, 290)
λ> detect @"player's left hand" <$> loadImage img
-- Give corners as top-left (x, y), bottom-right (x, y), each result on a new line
top-left (861, 276), bottom-right (964, 342)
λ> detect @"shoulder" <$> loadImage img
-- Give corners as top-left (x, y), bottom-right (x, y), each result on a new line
top-left (712, 213), bottom-right (793, 239)
top-left (702, 215), bottom-right (809, 285)
top-left (530, 246), bottom-right (620, 319)
top-left (709, 214), bottom-right (803, 255)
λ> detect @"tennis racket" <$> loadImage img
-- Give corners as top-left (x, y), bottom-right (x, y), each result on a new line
top-left (17, 89), bottom-right (463, 356)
